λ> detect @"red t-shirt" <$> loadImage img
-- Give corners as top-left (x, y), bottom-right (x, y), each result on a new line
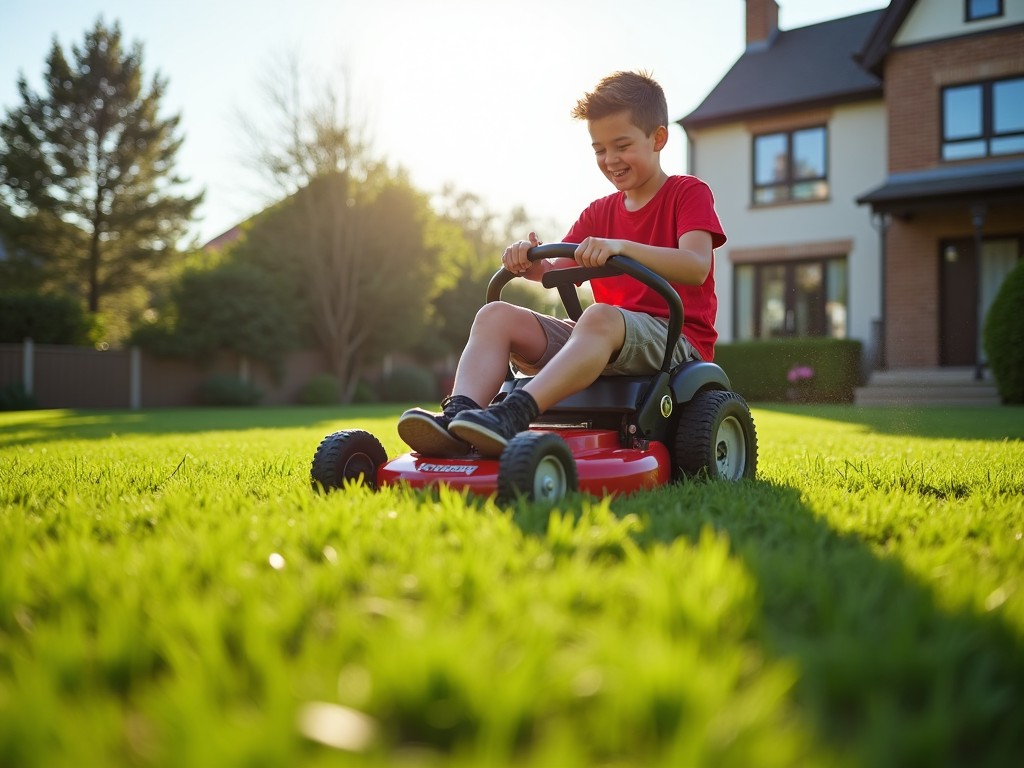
top-left (563, 175), bottom-right (726, 361)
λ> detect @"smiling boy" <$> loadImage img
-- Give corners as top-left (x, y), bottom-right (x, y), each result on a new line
top-left (399, 70), bottom-right (727, 458)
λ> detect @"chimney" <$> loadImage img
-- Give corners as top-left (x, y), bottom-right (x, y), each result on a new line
top-left (746, 0), bottom-right (779, 49)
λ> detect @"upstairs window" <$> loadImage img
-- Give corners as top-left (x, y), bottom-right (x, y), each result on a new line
top-left (752, 126), bottom-right (828, 205)
top-left (965, 0), bottom-right (1002, 21)
top-left (942, 77), bottom-right (1024, 160)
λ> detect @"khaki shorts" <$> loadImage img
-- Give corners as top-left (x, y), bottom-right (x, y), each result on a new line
top-left (510, 307), bottom-right (701, 376)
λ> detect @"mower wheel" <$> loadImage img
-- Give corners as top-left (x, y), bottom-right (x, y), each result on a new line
top-left (311, 429), bottom-right (387, 492)
top-left (498, 431), bottom-right (578, 504)
top-left (674, 390), bottom-right (757, 481)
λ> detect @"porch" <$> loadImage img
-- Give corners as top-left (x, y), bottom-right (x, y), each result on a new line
top-left (855, 366), bottom-right (1000, 407)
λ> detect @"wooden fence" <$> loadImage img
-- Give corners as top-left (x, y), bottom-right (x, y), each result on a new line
top-left (0, 340), bottom-right (332, 409)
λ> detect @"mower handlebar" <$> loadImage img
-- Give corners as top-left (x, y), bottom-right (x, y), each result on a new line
top-left (484, 243), bottom-right (684, 374)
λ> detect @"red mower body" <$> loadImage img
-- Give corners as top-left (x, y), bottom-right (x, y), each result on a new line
top-left (378, 427), bottom-right (671, 497)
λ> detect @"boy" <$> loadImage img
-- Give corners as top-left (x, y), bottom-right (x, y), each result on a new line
top-left (399, 70), bottom-right (726, 458)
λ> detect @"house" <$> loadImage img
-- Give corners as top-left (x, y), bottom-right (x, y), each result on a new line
top-left (680, 0), bottom-right (1023, 378)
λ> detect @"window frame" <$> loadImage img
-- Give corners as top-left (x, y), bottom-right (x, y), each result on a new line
top-left (940, 75), bottom-right (1024, 161)
top-left (965, 0), bottom-right (1003, 22)
top-left (750, 125), bottom-right (830, 207)
top-left (732, 256), bottom-right (848, 341)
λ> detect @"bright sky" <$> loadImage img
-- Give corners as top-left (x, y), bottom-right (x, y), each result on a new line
top-left (1, 0), bottom-right (889, 246)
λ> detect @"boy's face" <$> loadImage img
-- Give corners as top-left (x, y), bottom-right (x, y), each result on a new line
top-left (587, 110), bottom-right (667, 193)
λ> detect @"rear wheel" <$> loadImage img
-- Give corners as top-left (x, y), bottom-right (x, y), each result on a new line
top-left (674, 390), bottom-right (757, 481)
top-left (311, 429), bottom-right (387, 492)
top-left (498, 431), bottom-right (578, 504)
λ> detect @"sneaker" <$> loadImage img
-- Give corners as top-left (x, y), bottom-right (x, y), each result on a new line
top-left (448, 390), bottom-right (540, 458)
top-left (397, 394), bottom-right (480, 457)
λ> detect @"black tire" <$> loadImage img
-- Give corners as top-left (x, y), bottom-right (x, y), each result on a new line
top-left (674, 390), bottom-right (757, 481)
top-left (310, 429), bottom-right (387, 492)
top-left (497, 431), bottom-right (578, 504)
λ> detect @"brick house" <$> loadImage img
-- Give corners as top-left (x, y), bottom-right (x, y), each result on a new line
top-left (680, 0), bottom-right (1023, 376)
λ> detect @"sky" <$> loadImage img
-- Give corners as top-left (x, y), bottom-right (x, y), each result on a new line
top-left (0, 0), bottom-right (889, 246)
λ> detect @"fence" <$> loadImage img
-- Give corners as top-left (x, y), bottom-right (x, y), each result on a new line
top-left (0, 340), bottom-right (332, 409)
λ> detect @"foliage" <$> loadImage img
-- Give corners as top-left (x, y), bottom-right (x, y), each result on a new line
top-left (714, 339), bottom-right (863, 403)
top-left (130, 259), bottom-right (302, 370)
top-left (0, 405), bottom-right (1022, 766)
top-left (380, 365), bottom-right (437, 402)
top-left (0, 292), bottom-right (95, 344)
top-left (0, 18), bottom-right (201, 333)
top-left (984, 259), bottom-right (1024, 404)
top-left (197, 374), bottom-right (263, 406)
top-left (299, 373), bottom-right (339, 405)
top-left (0, 381), bottom-right (37, 410)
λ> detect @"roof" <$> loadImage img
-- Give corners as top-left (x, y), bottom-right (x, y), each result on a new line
top-left (857, 0), bottom-right (916, 75)
top-left (857, 158), bottom-right (1024, 211)
top-left (680, 10), bottom-right (885, 130)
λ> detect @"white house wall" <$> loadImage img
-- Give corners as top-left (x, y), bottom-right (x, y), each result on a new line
top-left (895, 0), bottom-right (1024, 45)
top-left (689, 100), bottom-right (887, 350)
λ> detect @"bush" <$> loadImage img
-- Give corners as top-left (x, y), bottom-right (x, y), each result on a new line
top-left (351, 379), bottom-right (380, 404)
top-left (198, 375), bottom-right (263, 406)
top-left (0, 293), bottom-right (95, 345)
top-left (300, 373), bottom-right (339, 405)
top-left (0, 381), bottom-right (38, 411)
top-left (984, 261), bottom-right (1024, 404)
top-left (380, 365), bottom-right (437, 402)
top-left (714, 338), bottom-right (863, 403)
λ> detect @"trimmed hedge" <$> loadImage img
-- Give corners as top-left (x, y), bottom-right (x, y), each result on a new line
top-left (983, 259), bottom-right (1024, 404)
top-left (0, 293), bottom-right (94, 345)
top-left (198, 375), bottom-right (263, 406)
top-left (714, 338), bottom-right (863, 403)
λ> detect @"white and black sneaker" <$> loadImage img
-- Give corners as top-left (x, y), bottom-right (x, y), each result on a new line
top-left (397, 394), bottom-right (481, 457)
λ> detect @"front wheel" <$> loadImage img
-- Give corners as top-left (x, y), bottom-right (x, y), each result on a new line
top-left (311, 429), bottom-right (387, 492)
top-left (674, 390), bottom-right (757, 481)
top-left (497, 431), bottom-right (578, 504)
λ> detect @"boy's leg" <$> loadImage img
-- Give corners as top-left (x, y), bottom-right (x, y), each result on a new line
top-left (397, 302), bottom-right (549, 456)
top-left (449, 304), bottom-right (625, 457)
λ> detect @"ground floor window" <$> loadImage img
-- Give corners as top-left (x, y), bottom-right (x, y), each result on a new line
top-left (734, 257), bottom-right (848, 340)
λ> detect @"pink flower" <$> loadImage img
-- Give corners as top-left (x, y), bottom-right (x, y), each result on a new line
top-left (787, 365), bottom-right (815, 384)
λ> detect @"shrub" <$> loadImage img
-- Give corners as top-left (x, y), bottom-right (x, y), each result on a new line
top-left (0, 381), bottom-right (38, 411)
top-left (714, 338), bottom-right (863, 403)
top-left (300, 373), bottom-right (339, 405)
top-left (351, 379), bottom-right (380, 404)
top-left (198, 375), bottom-right (263, 406)
top-left (0, 293), bottom-right (95, 345)
top-left (380, 365), bottom-right (436, 402)
top-left (984, 260), bottom-right (1024, 404)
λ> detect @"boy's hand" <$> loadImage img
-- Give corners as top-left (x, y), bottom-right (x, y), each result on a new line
top-left (502, 231), bottom-right (545, 278)
top-left (574, 237), bottom-right (624, 268)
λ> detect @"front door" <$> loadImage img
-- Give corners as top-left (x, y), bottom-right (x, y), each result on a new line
top-left (940, 237), bottom-right (1021, 366)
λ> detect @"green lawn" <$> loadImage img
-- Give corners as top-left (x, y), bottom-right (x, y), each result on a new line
top-left (1, 403), bottom-right (1022, 767)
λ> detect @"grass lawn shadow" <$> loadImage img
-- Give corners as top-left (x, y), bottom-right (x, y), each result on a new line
top-left (506, 478), bottom-right (1024, 767)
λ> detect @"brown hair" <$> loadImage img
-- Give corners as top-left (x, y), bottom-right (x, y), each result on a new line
top-left (571, 70), bottom-right (668, 136)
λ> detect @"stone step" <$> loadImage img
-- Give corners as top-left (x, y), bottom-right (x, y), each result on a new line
top-left (855, 367), bottom-right (1001, 407)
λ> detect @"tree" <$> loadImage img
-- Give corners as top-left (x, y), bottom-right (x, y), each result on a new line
top-left (0, 18), bottom-right (201, 328)
top-left (238, 58), bottom-right (440, 401)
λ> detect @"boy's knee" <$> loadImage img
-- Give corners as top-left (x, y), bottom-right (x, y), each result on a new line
top-left (576, 303), bottom-right (623, 335)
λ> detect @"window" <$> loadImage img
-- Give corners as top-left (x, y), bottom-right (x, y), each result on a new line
top-left (734, 258), bottom-right (847, 340)
top-left (966, 0), bottom-right (1002, 21)
top-left (942, 77), bottom-right (1024, 160)
top-left (752, 126), bottom-right (828, 205)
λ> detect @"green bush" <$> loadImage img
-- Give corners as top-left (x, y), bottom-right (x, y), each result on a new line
top-left (351, 379), bottom-right (380, 404)
top-left (380, 365), bottom-right (437, 402)
top-left (714, 338), bottom-right (863, 403)
top-left (984, 260), bottom-right (1024, 404)
top-left (198, 375), bottom-right (263, 407)
top-left (0, 381), bottom-right (38, 411)
top-left (0, 293), bottom-right (95, 345)
top-left (299, 373), bottom-right (339, 405)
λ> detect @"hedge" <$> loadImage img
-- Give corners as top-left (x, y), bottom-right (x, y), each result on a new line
top-left (983, 260), bottom-right (1024, 404)
top-left (713, 338), bottom-right (864, 403)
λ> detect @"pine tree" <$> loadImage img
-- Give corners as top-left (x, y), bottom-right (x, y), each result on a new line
top-left (0, 18), bottom-right (201, 321)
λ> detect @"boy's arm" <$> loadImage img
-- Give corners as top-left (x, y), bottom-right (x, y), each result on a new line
top-left (573, 230), bottom-right (714, 286)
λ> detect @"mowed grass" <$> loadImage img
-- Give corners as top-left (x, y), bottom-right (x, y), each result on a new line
top-left (1, 403), bottom-right (1023, 767)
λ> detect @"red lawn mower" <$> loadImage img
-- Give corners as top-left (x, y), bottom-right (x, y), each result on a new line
top-left (311, 243), bottom-right (757, 504)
